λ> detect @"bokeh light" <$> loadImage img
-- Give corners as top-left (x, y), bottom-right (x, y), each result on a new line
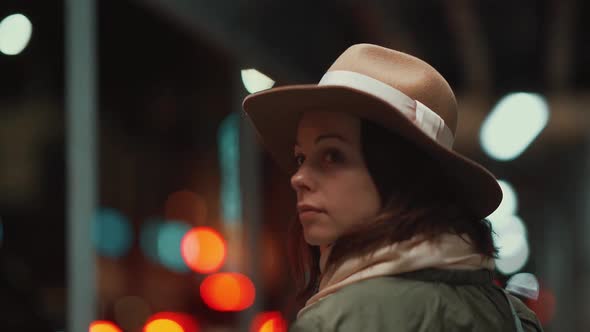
top-left (0, 13), bottom-right (33, 55)
top-left (494, 215), bottom-right (530, 275)
top-left (92, 208), bottom-right (133, 258)
top-left (113, 296), bottom-right (152, 332)
top-left (144, 319), bottom-right (183, 332)
top-left (143, 312), bottom-right (198, 332)
top-left (241, 69), bottom-right (275, 93)
top-left (181, 227), bottom-right (226, 273)
top-left (493, 215), bottom-right (527, 255)
top-left (480, 92), bottom-right (549, 161)
top-left (485, 179), bottom-right (530, 275)
top-left (527, 285), bottom-right (557, 326)
top-left (89, 321), bottom-right (122, 332)
top-left (496, 239), bottom-right (530, 275)
top-left (487, 180), bottom-right (518, 228)
top-left (165, 190), bottom-right (207, 225)
top-left (200, 273), bottom-right (255, 311)
top-left (218, 113), bottom-right (242, 225)
top-left (506, 273), bottom-right (540, 300)
top-left (157, 222), bottom-right (191, 272)
top-left (140, 219), bottom-right (165, 263)
top-left (251, 312), bottom-right (287, 332)
top-left (140, 219), bottom-right (191, 272)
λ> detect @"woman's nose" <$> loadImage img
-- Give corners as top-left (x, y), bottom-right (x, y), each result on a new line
top-left (290, 167), bottom-right (314, 193)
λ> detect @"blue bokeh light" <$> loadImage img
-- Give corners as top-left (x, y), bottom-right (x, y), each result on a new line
top-left (140, 218), bottom-right (190, 273)
top-left (218, 112), bottom-right (242, 225)
top-left (157, 222), bottom-right (191, 272)
top-left (92, 208), bottom-right (133, 258)
top-left (140, 218), bottom-right (163, 263)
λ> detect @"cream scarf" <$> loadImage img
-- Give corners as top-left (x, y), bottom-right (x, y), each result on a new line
top-left (298, 233), bottom-right (495, 318)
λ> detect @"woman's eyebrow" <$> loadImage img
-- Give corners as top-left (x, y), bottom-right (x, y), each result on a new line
top-left (295, 133), bottom-right (349, 147)
top-left (315, 134), bottom-right (348, 144)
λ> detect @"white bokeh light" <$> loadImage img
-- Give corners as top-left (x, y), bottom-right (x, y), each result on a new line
top-left (241, 69), bottom-right (275, 93)
top-left (0, 14), bottom-right (33, 55)
top-left (493, 215), bottom-right (530, 275)
top-left (480, 92), bottom-right (549, 161)
top-left (487, 180), bottom-right (518, 229)
top-left (496, 240), bottom-right (530, 275)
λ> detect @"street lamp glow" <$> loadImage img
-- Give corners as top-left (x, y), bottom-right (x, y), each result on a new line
top-left (493, 215), bottom-right (530, 275)
top-left (487, 180), bottom-right (518, 228)
top-left (480, 93), bottom-right (549, 161)
top-left (241, 69), bottom-right (275, 93)
top-left (0, 14), bottom-right (33, 55)
top-left (496, 240), bottom-right (530, 275)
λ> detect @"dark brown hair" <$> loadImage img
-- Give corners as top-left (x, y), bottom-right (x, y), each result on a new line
top-left (287, 119), bottom-right (497, 307)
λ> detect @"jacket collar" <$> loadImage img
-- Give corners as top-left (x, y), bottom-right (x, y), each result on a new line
top-left (396, 268), bottom-right (494, 285)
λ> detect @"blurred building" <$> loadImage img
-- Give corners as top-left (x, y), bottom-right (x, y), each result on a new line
top-left (0, 0), bottom-right (589, 330)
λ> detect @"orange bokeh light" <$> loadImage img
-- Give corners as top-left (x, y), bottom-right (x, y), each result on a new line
top-left (144, 319), bottom-right (183, 332)
top-left (181, 227), bottom-right (226, 273)
top-left (251, 312), bottom-right (287, 332)
top-left (90, 321), bottom-right (122, 332)
top-left (200, 273), bottom-right (255, 311)
top-left (143, 312), bottom-right (198, 332)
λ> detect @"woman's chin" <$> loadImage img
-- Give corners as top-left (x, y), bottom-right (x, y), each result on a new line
top-left (303, 228), bottom-right (337, 246)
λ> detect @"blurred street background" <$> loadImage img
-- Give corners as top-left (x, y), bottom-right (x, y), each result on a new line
top-left (0, 0), bottom-right (588, 331)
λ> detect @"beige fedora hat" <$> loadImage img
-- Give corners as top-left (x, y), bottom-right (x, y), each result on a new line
top-left (242, 43), bottom-right (502, 219)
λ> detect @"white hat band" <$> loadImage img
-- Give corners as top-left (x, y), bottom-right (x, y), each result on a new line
top-left (318, 70), bottom-right (454, 149)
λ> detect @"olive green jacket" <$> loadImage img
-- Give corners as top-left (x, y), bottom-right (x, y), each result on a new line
top-left (290, 269), bottom-right (543, 331)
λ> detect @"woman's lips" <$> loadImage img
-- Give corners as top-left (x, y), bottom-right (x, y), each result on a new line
top-left (299, 210), bottom-right (323, 220)
top-left (297, 204), bottom-right (325, 220)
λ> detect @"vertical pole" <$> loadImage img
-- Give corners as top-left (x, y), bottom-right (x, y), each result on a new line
top-left (66, 0), bottom-right (97, 330)
top-left (579, 140), bottom-right (590, 330)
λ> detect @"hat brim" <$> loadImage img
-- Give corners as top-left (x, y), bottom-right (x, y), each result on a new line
top-left (242, 84), bottom-right (502, 219)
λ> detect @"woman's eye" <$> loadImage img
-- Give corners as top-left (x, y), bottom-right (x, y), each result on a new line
top-left (324, 149), bottom-right (343, 164)
top-left (294, 154), bottom-right (305, 166)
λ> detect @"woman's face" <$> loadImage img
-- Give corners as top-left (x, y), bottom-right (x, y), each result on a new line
top-left (291, 111), bottom-right (381, 246)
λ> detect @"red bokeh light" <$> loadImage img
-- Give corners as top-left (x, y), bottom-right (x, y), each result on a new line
top-left (181, 227), bottom-right (226, 273)
top-left (527, 287), bottom-right (557, 326)
top-left (251, 311), bottom-right (287, 332)
top-left (143, 312), bottom-right (199, 332)
top-left (200, 273), bottom-right (255, 311)
top-left (492, 279), bottom-right (502, 287)
top-left (89, 321), bottom-right (122, 332)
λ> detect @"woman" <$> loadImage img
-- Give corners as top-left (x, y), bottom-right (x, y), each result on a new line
top-left (243, 44), bottom-right (542, 331)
